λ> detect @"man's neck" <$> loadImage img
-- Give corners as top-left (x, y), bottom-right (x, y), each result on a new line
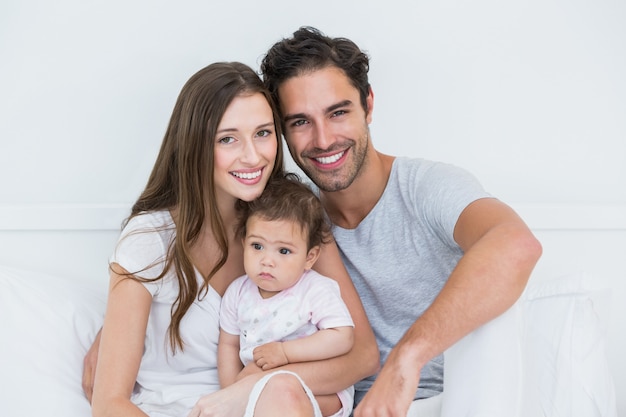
top-left (320, 150), bottom-right (395, 229)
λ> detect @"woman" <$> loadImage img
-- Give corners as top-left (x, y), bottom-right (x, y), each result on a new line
top-left (88, 62), bottom-right (379, 417)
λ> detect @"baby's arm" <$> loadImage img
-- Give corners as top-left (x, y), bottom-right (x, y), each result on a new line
top-left (217, 329), bottom-right (244, 387)
top-left (252, 326), bottom-right (354, 371)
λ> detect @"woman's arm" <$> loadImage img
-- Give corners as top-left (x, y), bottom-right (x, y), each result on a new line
top-left (91, 264), bottom-right (152, 417)
top-left (253, 326), bottom-right (354, 369)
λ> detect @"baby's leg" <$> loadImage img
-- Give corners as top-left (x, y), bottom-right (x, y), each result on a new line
top-left (315, 394), bottom-right (342, 417)
top-left (246, 371), bottom-right (322, 417)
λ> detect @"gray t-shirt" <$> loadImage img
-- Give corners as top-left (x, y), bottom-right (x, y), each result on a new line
top-left (326, 157), bottom-right (491, 404)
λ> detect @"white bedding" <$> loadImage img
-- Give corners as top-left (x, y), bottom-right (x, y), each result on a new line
top-left (0, 266), bottom-right (105, 416)
top-left (0, 265), bottom-right (617, 417)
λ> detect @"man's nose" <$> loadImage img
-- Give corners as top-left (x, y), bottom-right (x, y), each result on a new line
top-left (312, 121), bottom-right (334, 150)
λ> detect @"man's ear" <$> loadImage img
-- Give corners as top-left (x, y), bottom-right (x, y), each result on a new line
top-left (366, 86), bottom-right (374, 124)
top-left (304, 245), bottom-right (321, 270)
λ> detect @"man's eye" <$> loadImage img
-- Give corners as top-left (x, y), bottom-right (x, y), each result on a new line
top-left (292, 120), bottom-right (307, 127)
top-left (332, 110), bottom-right (346, 117)
top-left (279, 248), bottom-right (291, 255)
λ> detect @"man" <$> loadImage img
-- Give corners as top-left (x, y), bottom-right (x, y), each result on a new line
top-left (260, 26), bottom-right (542, 417)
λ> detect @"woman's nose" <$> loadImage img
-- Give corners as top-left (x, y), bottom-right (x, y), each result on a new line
top-left (241, 139), bottom-right (261, 164)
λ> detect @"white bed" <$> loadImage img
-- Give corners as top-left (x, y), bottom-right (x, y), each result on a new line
top-left (0, 261), bottom-right (617, 416)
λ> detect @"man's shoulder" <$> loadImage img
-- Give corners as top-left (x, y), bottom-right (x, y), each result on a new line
top-left (393, 157), bottom-right (475, 184)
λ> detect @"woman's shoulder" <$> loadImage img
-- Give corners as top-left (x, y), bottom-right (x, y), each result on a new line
top-left (112, 210), bottom-right (175, 281)
top-left (123, 210), bottom-right (174, 232)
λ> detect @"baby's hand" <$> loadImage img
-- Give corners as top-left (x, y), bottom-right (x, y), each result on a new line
top-left (252, 342), bottom-right (289, 370)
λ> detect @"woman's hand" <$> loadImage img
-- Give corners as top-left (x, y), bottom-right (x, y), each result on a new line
top-left (82, 328), bottom-right (102, 403)
top-left (187, 375), bottom-right (260, 417)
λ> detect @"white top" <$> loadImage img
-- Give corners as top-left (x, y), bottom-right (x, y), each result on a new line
top-left (111, 210), bottom-right (221, 417)
top-left (220, 269), bottom-right (354, 365)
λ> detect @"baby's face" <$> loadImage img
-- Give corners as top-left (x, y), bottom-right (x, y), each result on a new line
top-left (242, 215), bottom-right (317, 298)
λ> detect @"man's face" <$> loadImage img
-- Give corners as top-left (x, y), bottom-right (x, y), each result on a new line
top-left (277, 66), bottom-right (373, 192)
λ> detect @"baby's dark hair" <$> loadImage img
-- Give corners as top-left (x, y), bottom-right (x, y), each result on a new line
top-left (236, 172), bottom-right (332, 250)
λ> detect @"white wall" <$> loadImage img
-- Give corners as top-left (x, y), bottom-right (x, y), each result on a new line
top-left (1, 0), bottom-right (625, 413)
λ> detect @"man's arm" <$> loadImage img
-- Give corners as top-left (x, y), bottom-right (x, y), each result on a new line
top-left (253, 326), bottom-right (354, 370)
top-left (354, 198), bottom-right (542, 417)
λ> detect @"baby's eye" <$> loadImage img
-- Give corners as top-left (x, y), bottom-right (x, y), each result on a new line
top-left (279, 248), bottom-right (291, 255)
top-left (252, 243), bottom-right (263, 250)
top-left (219, 136), bottom-right (236, 144)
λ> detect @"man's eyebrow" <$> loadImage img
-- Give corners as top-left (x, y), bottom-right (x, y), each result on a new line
top-left (283, 100), bottom-right (354, 123)
top-left (283, 112), bottom-right (307, 123)
top-left (326, 100), bottom-right (353, 114)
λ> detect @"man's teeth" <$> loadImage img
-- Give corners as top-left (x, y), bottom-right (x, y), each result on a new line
top-left (316, 151), bottom-right (344, 164)
top-left (232, 170), bottom-right (261, 179)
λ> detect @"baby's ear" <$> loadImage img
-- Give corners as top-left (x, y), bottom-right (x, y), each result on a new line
top-left (304, 245), bottom-right (321, 270)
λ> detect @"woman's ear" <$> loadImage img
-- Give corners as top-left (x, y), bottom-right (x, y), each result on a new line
top-left (304, 246), bottom-right (321, 270)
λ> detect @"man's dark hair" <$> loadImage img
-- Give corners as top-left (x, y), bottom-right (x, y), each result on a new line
top-left (261, 26), bottom-right (371, 116)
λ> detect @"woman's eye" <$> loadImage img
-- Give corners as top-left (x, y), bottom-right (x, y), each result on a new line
top-left (219, 136), bottom-right (235, 144)
top-left (279, 248), bottom-right (291, 255)
top-left (256, 129), bottom-right (271, 138)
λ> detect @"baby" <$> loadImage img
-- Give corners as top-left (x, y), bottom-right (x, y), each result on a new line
top-left (218, 173), bottom-right (355, 417)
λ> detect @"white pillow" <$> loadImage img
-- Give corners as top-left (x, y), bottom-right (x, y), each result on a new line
top-left (441, 300), bottom-right (524, 417)
top-left (0, 265), bottom-right (106, 417)
top-left (441, 272), bottom-right (617, 417)
top-left (521, 273), bottom-right (618, 417)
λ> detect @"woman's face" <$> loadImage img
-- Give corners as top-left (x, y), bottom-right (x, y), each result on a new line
top-left (213, 93), bottom-right (277, 205)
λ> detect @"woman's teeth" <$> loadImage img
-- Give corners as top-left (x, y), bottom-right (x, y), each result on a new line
top-left (232, 170), bottom-right (261, 179)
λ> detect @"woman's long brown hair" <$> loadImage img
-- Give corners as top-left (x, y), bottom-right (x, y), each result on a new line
top-left (121, 62), bottom-right (284, 352)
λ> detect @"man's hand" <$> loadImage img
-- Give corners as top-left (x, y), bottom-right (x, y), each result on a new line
top-left (353, 344), bottom-right (420, 417)
top-left (82, 329), bottom-right (102, 403)
top-left (253, 342), bottom-right (289, 370)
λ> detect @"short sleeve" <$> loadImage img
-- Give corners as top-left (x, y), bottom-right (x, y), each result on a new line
top-left (407, 160), bottom-right (491, 249)
top-left (110, 212), bottom-right (174, 296)
top-left (304, 272), bottom-right (354, 330)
